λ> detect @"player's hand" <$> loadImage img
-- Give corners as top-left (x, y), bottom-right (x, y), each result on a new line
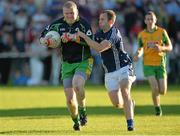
top-left (77, 30), bottom-right (86, 39)
top-left (133, 54), bottom-right (139, 62)
top-left (61, 33), bottom-right (70, 43)
top-left (40, 37), bottom-right (53, 46)
top-left (61, 33), bottom-right (78, 43)
top-left (153, 44), bottom-right (162, 52)
top-left (40, 37), bottom-right (48, 45)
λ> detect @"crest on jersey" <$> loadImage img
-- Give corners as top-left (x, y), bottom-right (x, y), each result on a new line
top-left (75, 28), bottom-right (79, 32)
top-left (86, 30), bottom-right (92, 36)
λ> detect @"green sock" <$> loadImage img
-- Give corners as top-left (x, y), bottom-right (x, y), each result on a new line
top-left (155, 106), bottom-right (162, 114)
top-left (78, 106), bottom-right (87, 116)
top-left (72, 115), bottom-right (80, 125)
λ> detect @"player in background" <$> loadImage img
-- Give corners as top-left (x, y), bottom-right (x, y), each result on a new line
top-left (133, 11), bottom-right (172, 116)
top-left (78, 10), bottom-right (136, 131)
top-left (40, 1), bottom-right (93, 131)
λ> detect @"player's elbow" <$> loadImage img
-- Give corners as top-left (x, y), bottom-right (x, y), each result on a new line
top-left (166, 44), bottom-right (173, 52)
top-left (99, 48), bottom-right (105, 53)
top-left (94, 46), bottom-right (105, 53)
top-left (169, 45), bottom-right (173, 52)
top-left (99, 45), bottom-right (111, 53)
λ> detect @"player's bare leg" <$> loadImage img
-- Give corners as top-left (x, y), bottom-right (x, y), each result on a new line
top-left (64, 88), bottom-right (80, 130)
top-left (158, 78), bottom-right (167, 95)
top-left (108, 89), bottom-right (124, 108)
top-left (147, 76), bottom-right (162, 116)
top-left (73, 74), bottom-right (87, 126)
top-left (120, 79), bottom-right (134, 131)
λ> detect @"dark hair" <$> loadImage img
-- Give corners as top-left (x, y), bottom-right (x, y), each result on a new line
top-left (146, 11), bottom-right (157, 18)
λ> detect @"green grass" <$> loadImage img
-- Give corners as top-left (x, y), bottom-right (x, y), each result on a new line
top-left (0, 84), bottom-right (180, 135)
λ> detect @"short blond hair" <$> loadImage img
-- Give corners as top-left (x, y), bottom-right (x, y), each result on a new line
top-left (63, 1), bottom-right (78, 10)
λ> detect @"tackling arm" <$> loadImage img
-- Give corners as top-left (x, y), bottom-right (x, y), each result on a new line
top-left (77, 31), bottom-right (111, 53)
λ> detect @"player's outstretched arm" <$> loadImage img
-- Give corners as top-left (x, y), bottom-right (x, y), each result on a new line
top-left (77, 31), bottom-right (111, 53)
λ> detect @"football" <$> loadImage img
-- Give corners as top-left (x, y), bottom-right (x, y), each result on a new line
top-left (45, 31), bottom-right (61, 48)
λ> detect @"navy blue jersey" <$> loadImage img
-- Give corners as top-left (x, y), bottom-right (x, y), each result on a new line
top-left (41, 17), bottom-right (92, 63)
top-left (95, 27), bottom-right (132, 73)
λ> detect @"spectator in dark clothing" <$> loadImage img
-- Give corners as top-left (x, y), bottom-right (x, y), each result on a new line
top-left (0, 31), bottom-right (13, 85)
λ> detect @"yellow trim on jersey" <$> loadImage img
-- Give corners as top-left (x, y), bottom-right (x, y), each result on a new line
top-left (86, 58), bottom-right (93, 76)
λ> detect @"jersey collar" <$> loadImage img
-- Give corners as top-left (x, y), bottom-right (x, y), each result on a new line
top-left (63, 16), bottom-right (80, 26)
top-left (145, 26), bottom-right (158, 33)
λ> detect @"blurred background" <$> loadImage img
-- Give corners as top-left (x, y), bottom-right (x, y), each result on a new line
top-left (0, 0), bottom-right (179, 86)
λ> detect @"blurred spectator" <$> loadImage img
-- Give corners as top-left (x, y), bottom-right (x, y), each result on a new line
top-left (167, 15), bottom-right (178, 39)
top-left (0, 28), bottom-right (13, 85)
top-left (124, 4), bottom-right (138, 37)
top-left (24, 0), bottom-right (37, 16)
top-left (27, 34), bottom-right (48, 86)
top-left (130, 20), bottom-right (143, 37)
top-left (14, 8), bottom-right (28, 30)
top-left (32, 6), bottom-right (49, 33)
top-left (13, 29), bottom-right (27, 52)
top-left (50, 48), bottom-right (61, 85)
top-left (45, 0), bottom-right (64, 18)
top-left (13, 70), bottom-right (28, 86)
top-left (0, 0), bottom-right (179, 85)
top-left (11, 29), bottom-right (28, 77)
top-left (168, 31), bottom-right (180, 83)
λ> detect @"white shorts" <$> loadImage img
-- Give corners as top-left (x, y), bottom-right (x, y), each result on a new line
top-left (105, 65), bottom-right (136, 91)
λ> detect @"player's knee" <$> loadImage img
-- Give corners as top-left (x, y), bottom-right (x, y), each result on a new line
top-left (159, 90), bottom-right (166, 95)
top-left (159, 86), bottom-right (167, 95)
top-left (74, 85), bottom-right (85, 94)
top-left (73, 83), bottom-right (83, 92)
top-left (121, 90), bottom-right (130, 100)
top-left (74, 86), bottom-right (81, 93)
top-left (67, 99), bottom-right (75, 106)
top-left (152, 87), bottom-right (159, 95)
top-left (114, 103), bottom-right (123, 108)
top-left (154, 87), bottom-right (159, 92)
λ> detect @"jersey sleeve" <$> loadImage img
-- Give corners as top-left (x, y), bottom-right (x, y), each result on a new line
top-left (84, 22), bottom-right (93, 40)
top-left (107, 29), bottom-right (120, 46)
top-left (94, 30), bottom-right (101, 43)
top-left (162, 29), bottom-right (171, 46)
top-left (79, 19), bottom-right (93, 46)
top-left (40, 25), bottom-right (50, 38)
top-left (40, 19), bottom-right (62, 38)
top-left (137, 33), bottom-right (143, 48)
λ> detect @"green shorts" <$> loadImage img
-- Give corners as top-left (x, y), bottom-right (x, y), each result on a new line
top-left (61, 58), bottom-right (93, 80)
top-left (143, 65), bottom-right (167, 79)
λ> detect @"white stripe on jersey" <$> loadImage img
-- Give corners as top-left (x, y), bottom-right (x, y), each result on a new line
top-left (109, 27), bottom-right (121, 70)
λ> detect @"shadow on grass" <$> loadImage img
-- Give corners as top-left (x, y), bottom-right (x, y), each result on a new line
top-left (0, 130), bottom-right (70, 135)
top-left (0, 105), bottom-right (180, 118)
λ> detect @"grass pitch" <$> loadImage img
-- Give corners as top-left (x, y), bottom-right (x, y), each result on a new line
top-left (0, 84), bottom-right (180, 135)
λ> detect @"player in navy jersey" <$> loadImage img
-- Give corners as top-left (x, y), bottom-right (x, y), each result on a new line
top-left (77, 10), bottom-right (136, 131)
